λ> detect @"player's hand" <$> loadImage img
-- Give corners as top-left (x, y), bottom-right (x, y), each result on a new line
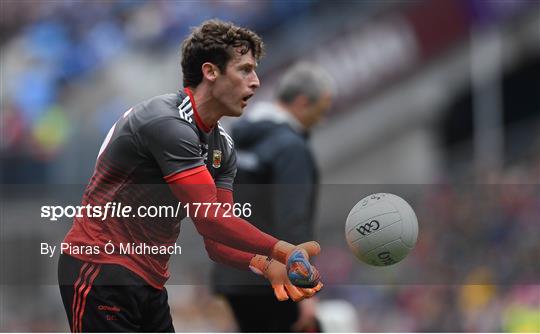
top-left (271, 241), bottom-right (322, 288)
top-left (249, 255), bottom-right (322, 302)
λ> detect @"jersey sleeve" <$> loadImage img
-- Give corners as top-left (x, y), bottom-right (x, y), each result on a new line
top-left (140, 117), bottom-right (205, 178)
top-left (203, 189), bottom-right (255, 270)
top-left (203, 238), bottom-right (254, 270)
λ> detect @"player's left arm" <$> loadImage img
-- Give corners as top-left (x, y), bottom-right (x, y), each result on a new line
top-left (168, 168), bottom-right (322, 288)
top-left (203, 187), bottom-right (320, 301)
top-left (211, 141), bottom-right (322, 289)
top-left (201, 187), bottom-right (253, 269)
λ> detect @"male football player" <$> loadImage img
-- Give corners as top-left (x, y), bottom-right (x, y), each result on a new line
top-left (58, 19), bottom-right (321, 332)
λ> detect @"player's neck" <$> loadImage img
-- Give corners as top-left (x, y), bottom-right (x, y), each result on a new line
top-left (190, 87), bottom-right (221, 128)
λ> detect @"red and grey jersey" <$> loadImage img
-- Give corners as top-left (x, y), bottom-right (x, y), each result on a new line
top-left (63, 88), bottom-right (236, 289)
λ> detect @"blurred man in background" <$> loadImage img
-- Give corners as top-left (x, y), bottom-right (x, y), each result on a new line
top-left (212, 62), bottom-right (333, 332)
top-left (58, 20), bottom-right (322, 332)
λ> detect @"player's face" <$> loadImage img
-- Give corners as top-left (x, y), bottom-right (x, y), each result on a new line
top-left (214, 49), bottom-right (260, 117)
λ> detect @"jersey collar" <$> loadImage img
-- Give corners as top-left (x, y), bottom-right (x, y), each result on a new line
top-left (183, 87), bottom-right (213, 133)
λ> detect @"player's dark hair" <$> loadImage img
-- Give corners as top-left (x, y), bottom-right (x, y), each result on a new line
top-left (181, 19), bottom-right (264, 88)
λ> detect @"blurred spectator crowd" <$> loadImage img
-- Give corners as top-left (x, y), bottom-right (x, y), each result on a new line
top-left (0, 0), bottom-right (315, 182)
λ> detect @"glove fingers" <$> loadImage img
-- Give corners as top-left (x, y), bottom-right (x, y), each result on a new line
top-left (299, 281), bottom-right (324, 297)
top-left (272, 284), bottom-right (289, 301)
top-left (299, 287), bottom-right (316, 298)
top-left (313, 282), bottom-right (323, 292)
top-left (285, 284), bottom-right (305, 302)
top-left (297, 241), bottom-right (320, 257)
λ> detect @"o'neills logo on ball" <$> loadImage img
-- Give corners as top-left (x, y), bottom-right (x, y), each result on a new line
top-left (212, 150), bottom-right (222, 168)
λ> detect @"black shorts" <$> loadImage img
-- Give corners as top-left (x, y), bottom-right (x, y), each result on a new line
top-left (58, 254), bottom-right (174, 332)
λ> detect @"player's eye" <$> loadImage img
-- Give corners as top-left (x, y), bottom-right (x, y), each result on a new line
top-left (240, 65), bottom-right (253, 74)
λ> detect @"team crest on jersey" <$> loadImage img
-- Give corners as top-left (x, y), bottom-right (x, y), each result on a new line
top-left (212, 150), bottom-right (222, 168)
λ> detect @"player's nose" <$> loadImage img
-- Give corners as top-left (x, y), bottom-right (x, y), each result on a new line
top-left (249, 72), bottom-right (260, 90)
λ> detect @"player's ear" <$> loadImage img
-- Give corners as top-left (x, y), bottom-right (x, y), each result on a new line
top-left (202, 63), bottom-right (218, 82)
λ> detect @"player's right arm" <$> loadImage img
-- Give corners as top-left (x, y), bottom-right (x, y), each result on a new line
top-left (202, 187), bottom-right (322, 300)
top-left (165, 164), bottom-right (320, 274)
